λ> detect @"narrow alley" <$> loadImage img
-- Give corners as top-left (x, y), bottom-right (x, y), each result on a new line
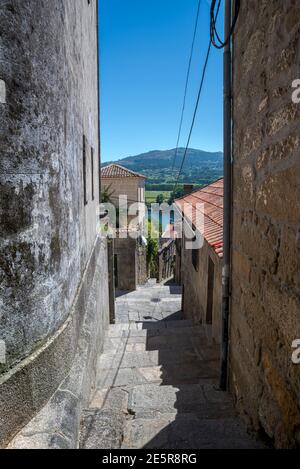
top-left (79, 281), bottom-right (264, 449)
top-left (2, 0), bottom-right (300, 455)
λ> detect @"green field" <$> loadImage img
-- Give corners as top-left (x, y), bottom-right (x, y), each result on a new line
top-left (145, 191), bottom-right (171, 204)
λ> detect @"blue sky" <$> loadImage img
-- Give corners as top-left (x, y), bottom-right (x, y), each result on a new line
top-left (99, 0), bottom-right (224, 162)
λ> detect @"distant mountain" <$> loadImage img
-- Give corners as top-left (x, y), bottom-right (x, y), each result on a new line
top-left (103, 148), bottom-right (224, 186)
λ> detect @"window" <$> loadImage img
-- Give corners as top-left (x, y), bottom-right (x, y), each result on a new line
top-left (192, 247), bottom-right (199, 272)
top-left (206, 257), bottom-right (215, 324)
top-left (191, 230), bottom-right (199, 271)
top-left (114, 254), bottom-right (118, 289)
top-left (91, 147), bottom-right (94, 201)
top-left (83, 135), bottom-right (88, 206)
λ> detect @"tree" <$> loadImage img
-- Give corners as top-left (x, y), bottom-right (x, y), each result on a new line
top-left (156, 193), bottom-right (164, 204)
top-left (101, 184), bottom-right (114, 203)
top-left (168, 187), bottom-right (185, 205)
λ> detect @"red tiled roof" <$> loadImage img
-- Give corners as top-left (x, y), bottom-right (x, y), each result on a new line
top-left (175, 178), bottom-right (224, 258)
top-left (101, 164), bottom-right (146, 179)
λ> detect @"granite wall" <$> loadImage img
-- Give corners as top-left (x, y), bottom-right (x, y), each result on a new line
top-left (230, 0), bottom-right (300, 448)
top-left (181, 235), bottom-right (222, 344)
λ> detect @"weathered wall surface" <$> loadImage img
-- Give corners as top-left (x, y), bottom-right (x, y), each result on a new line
top-left (230, 0), bottom-right (300, 448)
top-left (174, 239), bottom-right (182, 285)
top-left (114, 237), bottom-right (147, 291)
top-left (181, 236), bottom-right (222, 344)
top-left (0, 0), bottom-right (109, 446)
top-left (5, 237), bottom-right (110, 449)
top-left (157, 240), bottom-right (175, 283)
top-left (136, 243), bottom-right (147, 286)
top-left (114, 238), bottom-right (137, 291)
top-left (102, 177), bottom-right (145, 205)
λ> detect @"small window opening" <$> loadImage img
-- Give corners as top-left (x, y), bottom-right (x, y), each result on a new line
top-left (83, 135), bottom-right (88, 206)
top-left (91, 147), bottom-right (94, 201)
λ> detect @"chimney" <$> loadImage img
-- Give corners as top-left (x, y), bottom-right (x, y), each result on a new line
top-left (184, 184), bottom-right (194, 196)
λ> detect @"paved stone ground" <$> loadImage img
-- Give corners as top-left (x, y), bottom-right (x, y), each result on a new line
top-left (80, 281), bottom-right (265, 449)
top-left (115, 280), bottom-right (183, 324)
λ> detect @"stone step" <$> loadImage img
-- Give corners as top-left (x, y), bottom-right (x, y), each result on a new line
top-left (128, 325), bottom-right (206, 339)
top-left (116, 298), bottom-right (182, 307)
top-left (80, 384), bottom-right (265, 449)
top-left (105, 326), bottom-right (212, 349)
top-left (98, 338), bottom-right (217, 371)
top-left (117, 292), bottom-right (181, 297)
top-left (127, 383), bottom-right (235, 417)
top-left (121, 414), bottom-right (265, 449)
top-left (80, 409), bottom-right (124, 449)
top-left (141, 333), bottom-right (215, 351)
top-left (107, 320), bottom-right (197, 338)
top-left (120, 347), bottom-right (205, 369)
top-left (118, 289), bottom-right (182, 300)
top-left (96, 363), bottom-right (218, 389)
top-left (109, 320), bottom-right (192, 331)
top-left (97, 347), bottom-right (205, 371)
top-left (107, 329), bottom-right (211, 346)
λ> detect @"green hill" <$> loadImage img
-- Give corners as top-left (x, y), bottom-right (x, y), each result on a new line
top-left (103, 148), bottom-right (223, 187)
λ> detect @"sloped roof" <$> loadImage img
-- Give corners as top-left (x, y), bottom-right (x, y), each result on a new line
top-left (175, 178), bottom-right (224, 258)
top-left (101, 164), bottom-right (146, 179)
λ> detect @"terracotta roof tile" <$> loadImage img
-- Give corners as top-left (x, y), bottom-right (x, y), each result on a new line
top-left (175, 178), bottom-right (224, 258)
top-left (101, 164), bottom-right (146, 179)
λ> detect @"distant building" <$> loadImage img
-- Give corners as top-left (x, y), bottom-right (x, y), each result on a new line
top-left (101, 164), bottom-right (147, 291)
top-left (175, 179), bottom-right (223, 344)
top-left (101, 163), bottom-right (146, 205)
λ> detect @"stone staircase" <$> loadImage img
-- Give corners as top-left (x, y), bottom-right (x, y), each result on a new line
top-left (79, 284), bottom-right (264, 449)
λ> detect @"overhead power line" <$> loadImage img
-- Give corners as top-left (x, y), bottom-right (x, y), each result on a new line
top-left (173, 0), bottom-right (240, 193)
top-left (172, 2), bottom-right (221, 193)
top-left (172, 39), bottom-right (212, 193)
top-left (171, 0), bottom-right (202, 174)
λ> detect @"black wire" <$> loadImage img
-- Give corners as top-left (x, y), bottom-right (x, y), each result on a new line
top-left (172, 0), bottom-right (239, 193)
top-left (172, 0), bottom-right (222, 193)
top-left (210, 0), bottom-right (223, 46)
top-left (173, 39), bottom-right (213, 194)
top-left (210, 0), bottom-right (240, 49)
top-left (171, 0), bottom-right (202, 174)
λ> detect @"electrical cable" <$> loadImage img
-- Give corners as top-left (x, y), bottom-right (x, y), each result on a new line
top-left (171, 0), bottom-right (202, 174)
top-left (172, 39), bottom-right (213, 193)
top-left (173, 0), bottom-right (236, 193)
top-left (210, 0), bottom-right (240, 49)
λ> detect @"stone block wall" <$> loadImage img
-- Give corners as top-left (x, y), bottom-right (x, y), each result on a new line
top-left (102, 177), bottom-right (145, 205)
top-left (114, 237), bottom-right (147, 291)
top-left (157, 240), bottom-right (175, 283)
top-left (114, 238), bottom-right (137, 291)
top-left (136, 243), bottom-right (147, 286)
top-left (230, 0), bottom-right (300, 448)
top-left (0, 0), bottom-right (109, 446)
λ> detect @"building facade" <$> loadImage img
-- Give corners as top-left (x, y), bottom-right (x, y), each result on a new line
top-left (101, 164), bottom-right (147, 291)
top-left (0, 0), bottom-right (110, 448)
top-left (175, 179), bottom-right (224, 344)
top-left (230, 0), bottom-right (300, 448)
top-left (101, 163), bottom-right (146, 206)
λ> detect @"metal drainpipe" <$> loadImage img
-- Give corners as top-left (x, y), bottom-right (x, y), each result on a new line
top-left (96, 0), bottom-right (102, 204)
top-left (220, 0), bottom-right (232, 391)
